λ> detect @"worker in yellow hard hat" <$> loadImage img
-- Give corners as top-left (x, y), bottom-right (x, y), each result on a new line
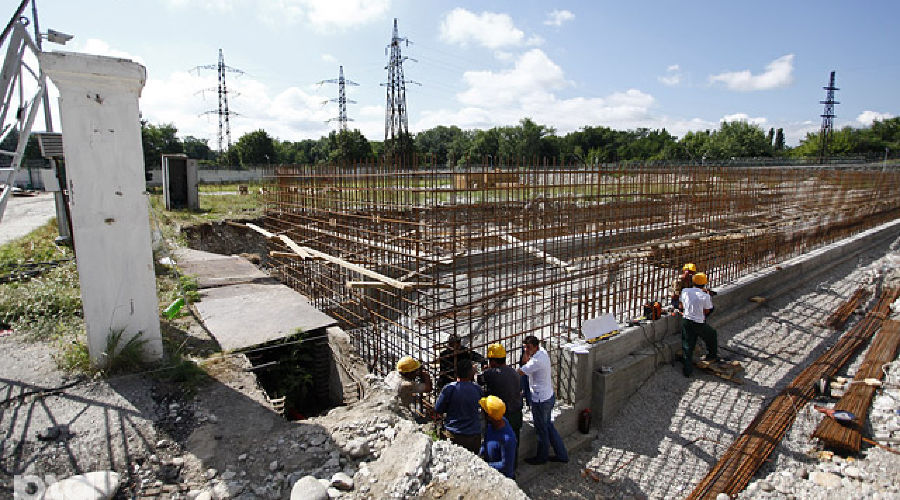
top-left (679, 272), bottom-right (719, 377)
top-left (479, 343), bottom-right (523, 468)
top-left (385, 355), bottom-right (432, 409)
top-left (671, 262), bottom-right (698, 311)
top-left (478, 395), bottom-right (517, 478)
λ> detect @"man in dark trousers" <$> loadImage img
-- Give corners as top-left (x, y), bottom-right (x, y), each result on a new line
top-left (437, 334), bottom-right (484, 389)
top-left (680, 272), bottom-right (719, 377)
top-left (434, 360), bottom-right (483, 453)
top-left (517, 336), bottom-right (568, 465)
top-left (480, 343), bottom-right (523, 457)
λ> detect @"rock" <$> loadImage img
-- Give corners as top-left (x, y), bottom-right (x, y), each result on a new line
top-left (758, 480), bottom-right (774, 492)
top-left (43, 471), bottom-right (121, 500)
top-left (291, 475), bottom-right (329, 500)
top-left (345, 437), bottom-right (370, 458)
top-left (208, 414), bottom-right (219, 424)
top-left (716, 494), bottom-right (730, 500)
top-left (221, 470), bottom-right (237, 481)
top-left (172, 457), bottom-right (185, 467)
top-left (238, 453), bottom-right (248, 461)
top-left (327, 487), bottom-right (342, 498)
top-left (331, 472), bottom-right (354, 491)
top-left (844, 465), bottom-right (863, 480)
top-left (206, 468), bottom-right (218, 480)
top-left (156, 439), bottom-right (171, 448)
top-left (270, 460), bottom-right (279, 472)
top-left (194, 490), bottom-right (212, 500)
top-left (810, 471), bottom-right (842, 488)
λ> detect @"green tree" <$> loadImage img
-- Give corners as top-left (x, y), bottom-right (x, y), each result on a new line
top-left (774, 128), bottom-right (785, 152)
top-left (415, 125), bottom-right (467, 165)
top-left (141, 121), bottom-right (182, 169)
top-left (705, 121), bottom-right (772, 159)
top-left (327, 129), bottom-right (372, 163)
top-left (228, 129), bottom-right (276, 167)
top-left (182, 136), bottom-right (213, 161)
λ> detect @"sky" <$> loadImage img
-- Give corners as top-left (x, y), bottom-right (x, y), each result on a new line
top-left (24, 0), bottom-right (900, 148)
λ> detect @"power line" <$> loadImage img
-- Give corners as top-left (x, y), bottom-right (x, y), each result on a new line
top-left (318, 65), bottom-right (359, 132)
top-left (192, 49), bottom-right (244, 154)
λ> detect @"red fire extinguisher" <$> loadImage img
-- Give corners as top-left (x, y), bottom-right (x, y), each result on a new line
top-left (578, 408), bottom-right (592, 434)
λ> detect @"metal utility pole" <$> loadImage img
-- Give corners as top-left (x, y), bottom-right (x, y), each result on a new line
top-left (319, 65), bottom-right (358, 131)
top-left (818, 71), bottom-right (839, 163)
top-left (193, 49), bottom-right (243, 155)
top-left (382, 18), bottom-right (418, 155)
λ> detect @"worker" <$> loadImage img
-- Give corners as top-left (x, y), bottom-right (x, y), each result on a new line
top-left (437, 334), bottom-right (484, 389)
top-left (671, 262), bottom-right (697, 311)
top-left (517, 336), bottom-right (568, 465)
top-left (478, 395), bottom-right (517, 479)
top-left (434, 359), bottom-right (483, 453)
top-left (480, 343), bottom-right (523, 465)
top-left (680, 272), bottom-right (719, 377)
top-left (384, 356), bottom-right (432, 410)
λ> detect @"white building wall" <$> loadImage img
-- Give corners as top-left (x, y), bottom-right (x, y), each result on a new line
top-left (40, 51), bottom-right (162, 364)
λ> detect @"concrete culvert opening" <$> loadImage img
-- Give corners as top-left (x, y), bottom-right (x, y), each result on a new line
top-left (246, 330), bottom-right (337, 421)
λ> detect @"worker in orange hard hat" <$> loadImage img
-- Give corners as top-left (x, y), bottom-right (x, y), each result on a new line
top-left (680, 272), bottom-right (719, 377)
top-left (671, 262), bottom-right (697, 311)
top-left (385, 355), bottom-right (432, 410)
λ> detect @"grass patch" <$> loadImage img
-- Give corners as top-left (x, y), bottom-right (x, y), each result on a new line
top-left (101, 329), bottom-right (149, 375)
top-left (0, 219), bottom-right (70, 275)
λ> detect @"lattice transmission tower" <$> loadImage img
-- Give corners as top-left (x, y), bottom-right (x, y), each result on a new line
top-left (382, 18), bottom-right (419, 154)
top-left (319, 66), bottom-right (359, 131)
top-left (193, 49), bottom-right (243, 154)
top-left (818, 71), bottom-right (839, 161)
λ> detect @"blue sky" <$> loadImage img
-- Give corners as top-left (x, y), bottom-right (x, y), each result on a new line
top-left (32, 0), bottom-right (900, 147)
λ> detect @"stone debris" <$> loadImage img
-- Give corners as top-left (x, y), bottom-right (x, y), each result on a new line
top-left (43, 471), bottom-right (120, 500)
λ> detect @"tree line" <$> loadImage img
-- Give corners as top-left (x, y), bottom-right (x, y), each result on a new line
top-left (139, 116), bottom-right (900, 169)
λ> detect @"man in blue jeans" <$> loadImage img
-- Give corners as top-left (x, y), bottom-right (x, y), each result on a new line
top-left (517, 335), bottom-right (568, 465)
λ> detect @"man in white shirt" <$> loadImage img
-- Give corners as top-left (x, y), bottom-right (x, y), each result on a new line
top-left (679, 272), bottom-right (719, 377)
top-left (517, 335), bottom-right (568, 465)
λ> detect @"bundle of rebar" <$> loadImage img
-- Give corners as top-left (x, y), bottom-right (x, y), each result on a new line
top-left (687, 287), bottom-right (900, 499)
top-left (824, 287), bottom-right (871, 329)
top-left (812, 319), bottom-right (900, 453)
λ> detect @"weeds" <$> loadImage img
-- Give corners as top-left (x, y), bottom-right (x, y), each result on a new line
top-left (56, 339), bottom-right (92, 374)
top-left (101, 329), bottom-right (149, 375)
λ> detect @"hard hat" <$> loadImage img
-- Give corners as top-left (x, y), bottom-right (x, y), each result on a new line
top-left (396, 356), bottom-right (421, 373)
top-left (692, 272), bottom-right (708, 285)
top-left (479, 395), bottom-right (506, 420)
top-left (682, 263), bottom-right (697, 272)
top-left (486, 343), bottom-right (506, 359)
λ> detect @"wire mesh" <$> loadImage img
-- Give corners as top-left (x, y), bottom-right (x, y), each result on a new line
top-left (261, 158), bottom-right (900, 402)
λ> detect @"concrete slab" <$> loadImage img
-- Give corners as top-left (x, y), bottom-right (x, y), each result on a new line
top-left (194, 282), bottom-right (336, 351)
top-left (174, 248), bottom-right (272, 288)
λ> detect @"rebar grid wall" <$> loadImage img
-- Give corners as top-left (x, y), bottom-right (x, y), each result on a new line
top-left (262, 159), bottom-right (900, 397)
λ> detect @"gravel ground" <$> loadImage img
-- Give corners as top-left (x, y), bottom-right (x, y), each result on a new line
top-left (523, 235), bottom-right (900, 500)
top-left (0, 192), bottom-right (56, 245)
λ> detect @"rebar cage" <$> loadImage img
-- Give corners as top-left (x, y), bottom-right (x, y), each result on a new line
top-left (262, 158), bottom-right (900, 400)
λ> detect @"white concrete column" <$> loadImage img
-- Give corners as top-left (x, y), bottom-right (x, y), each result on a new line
top-left (39, 51), bottom-right (162, 364)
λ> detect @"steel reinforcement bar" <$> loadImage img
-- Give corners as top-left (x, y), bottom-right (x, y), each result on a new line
top-left (687, 287), bottom-right (900, 499)
top-left (812, 319), bottom-right (900, 453)
top-left (261, 158), bottom-right (900, 399)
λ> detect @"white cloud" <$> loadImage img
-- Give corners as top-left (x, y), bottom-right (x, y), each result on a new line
top-left (857, 110), bottom-right (894, 125)
top-left (721, 113), bottom-right (768, 127)
top-left (658, 64), bottom-right (681, 86)
top-left (440, 8), bottom-right (525, 49)
top-left (709, 54), bottom-right (794, 91)
top-left (73, 39), bottom-right (145, 66)
top-left (321, 53), bottom-right (337, 63)
top-left (140, 69), bottom-right (353, 143)
top-left (414, 49), bottom-right (673, 135)
top-left (544, 9), bottom-right (575, 27)
top-left (168, 0), bottom-right (390, 30)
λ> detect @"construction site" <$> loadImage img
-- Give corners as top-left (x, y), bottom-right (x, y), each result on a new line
top-left (3, 1), bottom-right (900, 499)
top-left (262, 159), bottom-right (900, 388)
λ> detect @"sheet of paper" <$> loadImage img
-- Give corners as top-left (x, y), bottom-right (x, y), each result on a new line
top-left (582, 313), bottom-right (619, 340)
